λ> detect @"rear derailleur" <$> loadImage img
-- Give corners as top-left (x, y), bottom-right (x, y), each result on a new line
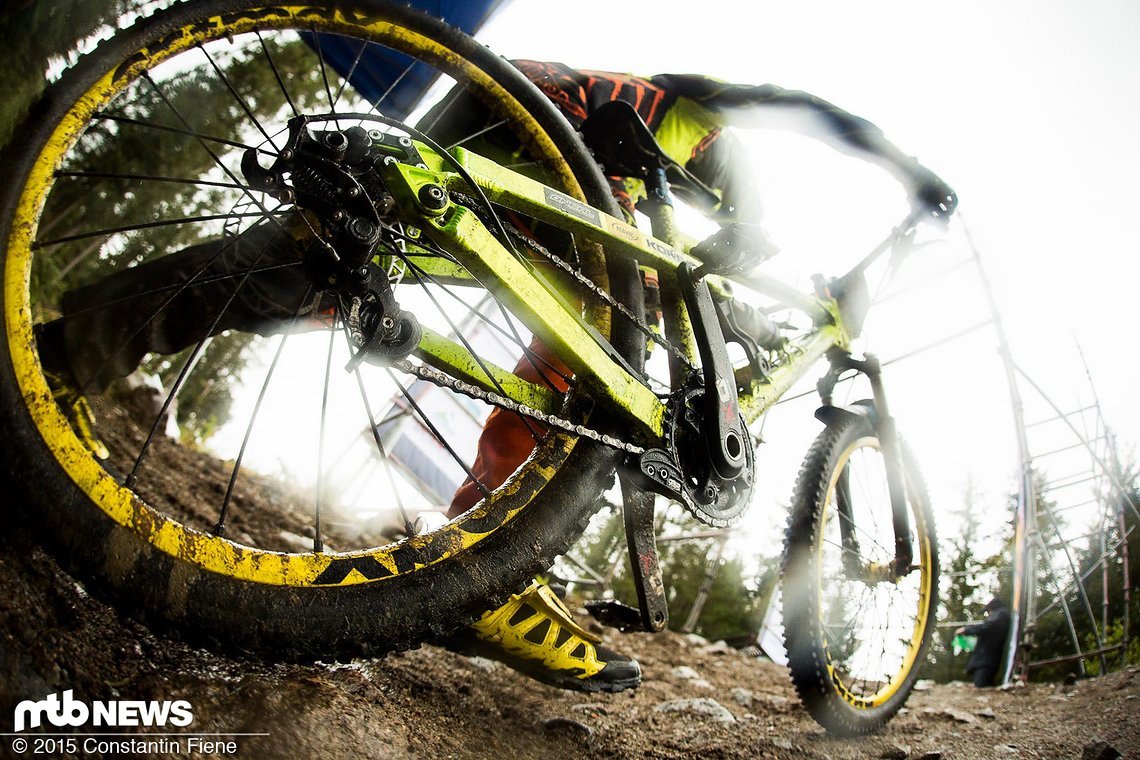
top-left (241, 115), bottom-right (422, 365)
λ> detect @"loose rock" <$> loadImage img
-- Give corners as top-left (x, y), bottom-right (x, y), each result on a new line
top-left (671, 665), bottom-right (712, 689)
top-left (465, 656), bottom-right (498, 673)
top-left (699, 640), bottom-right (733, 656)
top-left (654, 698), bottom-right (735, 723)
top-left (1082, 739), bottom-right (1122, 760)
top-left (729, 687), bottom-right (754, 707)
top-left (541, 716), bottom-right (594, 738)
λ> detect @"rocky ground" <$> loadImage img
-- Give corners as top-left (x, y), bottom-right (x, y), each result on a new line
top-left (2, 400), bottom-right (1138, 759)
top-left (1, 535), bottom-right (1137, 760)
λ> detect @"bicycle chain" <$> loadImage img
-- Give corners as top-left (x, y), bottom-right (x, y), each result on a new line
top-left (498, 222), bottom-right (698, 373)
top-left (391, 358), bottom-right (646, 455)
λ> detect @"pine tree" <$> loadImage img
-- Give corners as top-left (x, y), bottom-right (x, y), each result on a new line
top-left (924, 477), bottom-right (993, 681)
top-left (0, 0), bottom-right (132, 147)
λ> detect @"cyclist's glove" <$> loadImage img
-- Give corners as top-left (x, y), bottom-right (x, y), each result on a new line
top-left (909, 164), bottom-right (957, 221)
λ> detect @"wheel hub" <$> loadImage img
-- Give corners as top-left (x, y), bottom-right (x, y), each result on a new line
top-left (240, 115), bottom-right (424, 364)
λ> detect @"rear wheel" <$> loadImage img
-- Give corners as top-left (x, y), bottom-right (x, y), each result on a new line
top-left (782, 414), bottom-right (938, 735)
top-left (0, 0), bottom-right (641, 658)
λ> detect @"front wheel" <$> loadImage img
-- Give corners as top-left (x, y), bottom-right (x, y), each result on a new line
top-left (782, 412), bottom-right (938, 735)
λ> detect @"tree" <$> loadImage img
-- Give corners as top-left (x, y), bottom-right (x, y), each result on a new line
top-left (1075, 457), bottom-right (1140, 674)
top-left (923, 477), bottom-right (998, 681)
top-left (0, 0), bottom-right (133, 147)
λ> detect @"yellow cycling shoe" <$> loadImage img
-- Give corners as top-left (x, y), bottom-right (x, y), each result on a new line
top-left (463, 580), bottom-right (642, 693)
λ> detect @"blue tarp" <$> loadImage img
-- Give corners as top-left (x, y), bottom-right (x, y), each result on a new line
top-left (308, 0), bottom-right (509, 121)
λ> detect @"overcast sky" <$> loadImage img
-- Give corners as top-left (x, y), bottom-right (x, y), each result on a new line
top-left (476, 0), bottom-right (1140, 549)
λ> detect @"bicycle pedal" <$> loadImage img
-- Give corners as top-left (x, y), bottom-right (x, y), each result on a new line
top-left (691, 223), bottom-right (779, 279)
top-left (583, 600), bottom-right (644, 632)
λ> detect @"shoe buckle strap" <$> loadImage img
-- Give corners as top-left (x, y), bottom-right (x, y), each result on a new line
top-left (529, 583), bottom-right (602, 645)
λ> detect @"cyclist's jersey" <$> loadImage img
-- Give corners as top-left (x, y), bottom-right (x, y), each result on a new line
top-left (511, 60), bottom-right (746, 219)
top-left (423, 61), bottom-right (909, 225)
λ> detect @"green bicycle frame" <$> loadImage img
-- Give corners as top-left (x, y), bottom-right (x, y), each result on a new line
top-left (379, 140), bottom-right (855, 445)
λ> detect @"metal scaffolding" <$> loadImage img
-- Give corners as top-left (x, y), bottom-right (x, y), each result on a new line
top-left (961, 221), bottom-right (1136, 682)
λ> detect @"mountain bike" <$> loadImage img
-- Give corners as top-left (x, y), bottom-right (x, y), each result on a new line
top-left (0, 0), bottom-right (940, 736)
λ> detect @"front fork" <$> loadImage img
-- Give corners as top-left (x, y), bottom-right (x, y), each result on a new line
top-left (818, 350), bottom-right (915, 580)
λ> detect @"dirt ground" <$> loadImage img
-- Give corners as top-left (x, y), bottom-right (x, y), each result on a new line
top-left (2, 403), bottom-right (1138, 759)
top-left (1, 534), bottom-right (1137, 760)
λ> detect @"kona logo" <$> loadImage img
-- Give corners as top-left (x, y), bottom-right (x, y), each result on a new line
top-left (13, 690), bottom-right (194, 732)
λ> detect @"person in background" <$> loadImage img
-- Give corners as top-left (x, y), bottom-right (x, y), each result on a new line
top-left (957, 597), bottom-right (1012, 687)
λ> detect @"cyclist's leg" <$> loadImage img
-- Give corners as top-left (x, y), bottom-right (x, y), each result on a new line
top-left (37, 221), bottom-right (313, 394)
top-left (448, 336), bottom-right (571, 517)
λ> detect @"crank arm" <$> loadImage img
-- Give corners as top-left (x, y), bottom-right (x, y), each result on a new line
top-left (677, 261), bottom-right (748, 479)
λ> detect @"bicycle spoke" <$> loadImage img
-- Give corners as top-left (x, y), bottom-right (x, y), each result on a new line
top-left (368, 58), bottom-right (417, 116)
top-left (308, 27), bottom-right (339, 115)
top-left (93, 111), bottom-right (276, 156)
top-left (255, 30), bottom-right (298, 118)
top-left (33, 210), bottom-right (278, 249)
top-left (314, 311), bottom-right (338, 552)
top-left (446, 118), bottom-right (506, 151)
top-left (385, 368), bottom-right (491, 501)
top-left (53, 169), bottom-right (251, 192)
top-left (53, 261), bottom-right (301, 320)
top-left (214, 287), bottom-right (317, 535)
top-left (198, 42), bottom-right (277, 149)
top-left (342, 324), bottom-right (414, 537)
top-left (331, 38), bottom-right (369, 109)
